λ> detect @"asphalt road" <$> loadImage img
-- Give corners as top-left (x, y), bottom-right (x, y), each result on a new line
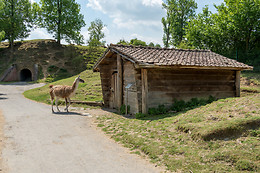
top-left (0, 83), bottom-right (161, 173)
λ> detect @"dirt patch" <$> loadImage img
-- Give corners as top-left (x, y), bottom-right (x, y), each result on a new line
top-left (0, 110), bottom-right (4, 172)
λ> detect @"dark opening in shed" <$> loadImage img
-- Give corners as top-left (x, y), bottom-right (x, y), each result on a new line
top-left (20, 69), bottom-right (32, 81)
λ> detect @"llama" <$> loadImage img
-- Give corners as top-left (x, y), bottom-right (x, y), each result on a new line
top-left (49, 76), bottom-right (85, 113)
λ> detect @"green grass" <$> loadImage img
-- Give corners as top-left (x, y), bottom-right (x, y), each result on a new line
top-left (95, 93), bottom-right (260, 172)
top-left (23, 70), bottom-right (103, 104)
top-left (23, 69), bottom-right (260, 172)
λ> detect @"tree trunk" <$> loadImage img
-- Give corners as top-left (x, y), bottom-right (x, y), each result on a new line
top-left (10, 0), bottom-right (14, 50)
top-left (57, 0), bottom-right (62, 44)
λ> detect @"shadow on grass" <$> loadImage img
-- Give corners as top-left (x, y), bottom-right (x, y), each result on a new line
top-left (136, 111), bottom-right (187, 121)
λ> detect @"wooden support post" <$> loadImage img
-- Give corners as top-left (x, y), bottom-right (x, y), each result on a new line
top-left (117, 54), bottom-right (123, 109)
top-left (141, 69), bottom-right (148, 114)
top-left (235, 71), bottom-right (240, 97)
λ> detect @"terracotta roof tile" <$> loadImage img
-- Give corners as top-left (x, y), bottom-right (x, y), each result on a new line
top-left (94, 44), bottom-right (253, 70)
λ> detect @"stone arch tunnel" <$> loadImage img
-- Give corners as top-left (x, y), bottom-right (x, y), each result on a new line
top-left (0, 64), bottom-right (38, 82)
top-left (20, 69), bottom-right (32, 81)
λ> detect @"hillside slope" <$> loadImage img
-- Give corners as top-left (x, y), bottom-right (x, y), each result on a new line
top-left (24, 70), bottom-right (103, 103)
top-left (0, 39), bottom-right (105, 82)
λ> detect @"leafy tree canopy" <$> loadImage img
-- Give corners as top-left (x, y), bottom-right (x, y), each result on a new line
top-left (39, 0), bottom-right (85, 45)
top-left (0, 0), bottom-right (34, 47)
top-left (117, 39), bottom-right (129, 45)
top-left (88, 18), bottom-right (106, 46)
top-left (130, 38), bottom-right (147, 46)
top-left (185, 0), bottom-right (260, 68)
top-left (162, 0), bottom-right (197, 47)
top-left (0, 0), bottom-right (4, 40)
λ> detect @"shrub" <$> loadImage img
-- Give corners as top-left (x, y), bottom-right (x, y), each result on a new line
top-left (135, 113), bottom-right (147, 119)
top-left (148, 108), bottom-right (160, 115)
top-left (47, 65), bottom-right (59, 73)
top-left (158, 104), bottom-right (168, 114)
top-left (208, 95), bottom-right (216, 103)
top-left (120, 104), bottom-right (130, 115)
top-left (186, 98), bottom-right (200, 107)
top-left (171, 99), bottom-right (186, 112)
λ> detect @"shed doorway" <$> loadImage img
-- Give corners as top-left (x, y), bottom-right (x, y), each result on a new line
top-left (20, 69), bottom-right (32, 81)
top-left (110, 73), bottom-right (117, 108)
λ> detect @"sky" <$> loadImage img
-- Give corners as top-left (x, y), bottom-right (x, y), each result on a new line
top-left (27, 0), bottom-right (224, 46)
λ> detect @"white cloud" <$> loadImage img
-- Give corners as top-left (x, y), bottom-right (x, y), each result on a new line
top-left (142, 0), bottom-right (162, 7)
top-left (27, 28), bottom-right (52, 40)
top-left (86, 0), bottom-right (164, 29)
top-left (86, 0), bottom-right (103, 11)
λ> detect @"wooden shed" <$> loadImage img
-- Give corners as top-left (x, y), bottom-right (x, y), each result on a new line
top-left (93, 44), bottom-right (253, 114)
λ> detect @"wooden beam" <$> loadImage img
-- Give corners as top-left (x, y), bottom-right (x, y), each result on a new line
top-left (117, 54), bottom-right (123, 109)
top-left (141, 69), bottom-right (148, 114)
top-left (235, 71), bottom-right (241, 97)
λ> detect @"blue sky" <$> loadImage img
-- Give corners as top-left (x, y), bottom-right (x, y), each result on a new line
top-left (28, 0), bottom-right (224, 46)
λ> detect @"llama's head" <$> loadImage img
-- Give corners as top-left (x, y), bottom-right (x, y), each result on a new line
top-left (76, 76), bottom-right (85, 83)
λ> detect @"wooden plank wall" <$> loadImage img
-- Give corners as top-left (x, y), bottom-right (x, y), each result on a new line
top-left (123, 61), bottom-right (139, 114)
top-left (147, 68), bottom-right (236, 108)
top-left (99, 54), bottom-right (117, 108)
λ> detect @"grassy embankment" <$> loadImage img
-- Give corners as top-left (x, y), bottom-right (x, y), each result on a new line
top-left (24, 71), bottom-right (260, 172)
top-left (0, 40), bottom-right (105, 82)
top-left (23, 70), bottom-right (103, 106)
top-left (95, 71), bottom-right (260, 172)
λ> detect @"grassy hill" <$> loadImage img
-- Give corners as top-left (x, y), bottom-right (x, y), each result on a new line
top-left (23, 70), bottom-right (260, 172)
top-left (24, 70), bottom-right (103, 104)
top-left (0, 39), bottom-right (105, 82)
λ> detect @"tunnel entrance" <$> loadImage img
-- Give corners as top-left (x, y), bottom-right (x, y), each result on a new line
top-left (20, 69), bottom-right (32, 81)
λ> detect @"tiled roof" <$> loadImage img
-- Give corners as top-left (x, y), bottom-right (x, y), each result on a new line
top-left (94, 44), bottom-right (253, 70)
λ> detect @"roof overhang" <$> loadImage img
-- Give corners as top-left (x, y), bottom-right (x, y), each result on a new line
top-left (136, 64), bottom-right (253, 71)
top-left (93, 45), bottom-right (253, 72)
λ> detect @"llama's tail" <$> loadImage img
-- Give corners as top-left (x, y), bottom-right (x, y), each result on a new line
top-left (49, 85), bottom-right (54, 89)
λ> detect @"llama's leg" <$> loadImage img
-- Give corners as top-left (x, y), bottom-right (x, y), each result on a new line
top-left (64, 98), bottom-right (68, 112)
top-left (66, 98), bottom-right (71, 112)
top-left (51, 98), bottom-right (54, 113)
top-left (50, 92), bottom-right (55, 113)
top-left (55, 98), bottom-right (60, 112)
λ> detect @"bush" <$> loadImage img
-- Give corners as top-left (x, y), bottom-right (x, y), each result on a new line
top-left (158, 104), bottom-right (168, 114)
top-left (171, 96), bottom-right (216, 113)
top-left (47, 65), bottom-right (59, 73)
top-left (120, 104), bottom-right (130, 115)
top-left (208, 95), bottom-right (216, 103)
top-left (148, 108), bottom-right (160, 115)
top-left (171, 99), bottom-right (186, 112)
top-left (135, 113), bottom-right (147, 119)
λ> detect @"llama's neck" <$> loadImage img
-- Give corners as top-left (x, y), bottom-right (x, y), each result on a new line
top-left (71, 79), bottom-right (79, 93)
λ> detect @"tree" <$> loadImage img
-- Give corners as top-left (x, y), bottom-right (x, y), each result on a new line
top-left (0, 0), bottom-right (4, 40)
top-left (155, 44), bottom-right (161, 48)
top-left (185, 6), bottom-right (215, 50)
top-left (162, 0), bottom-right (197, 47)
top-left (87, 18), bottom-right (106, 46)
top-left (39, 0), bottom-right (85, 44)
top-left (0, 31), bottom-right (4, 40)
top-left (117, 39), bottom-right (129, 45)
top-left (148, 42), bottom-right (155, 47)
top-left (161, 4), bottom-right (172, 48)
top-left (185, 0), bottom-right (260, 66)
top-left (130, 38), bottom-right (147, 46)
top-left (0, 0), bottom-right (34, 48)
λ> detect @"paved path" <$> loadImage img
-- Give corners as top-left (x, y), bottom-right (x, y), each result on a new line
top-left (0, 83), bottom-right (161, 173)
